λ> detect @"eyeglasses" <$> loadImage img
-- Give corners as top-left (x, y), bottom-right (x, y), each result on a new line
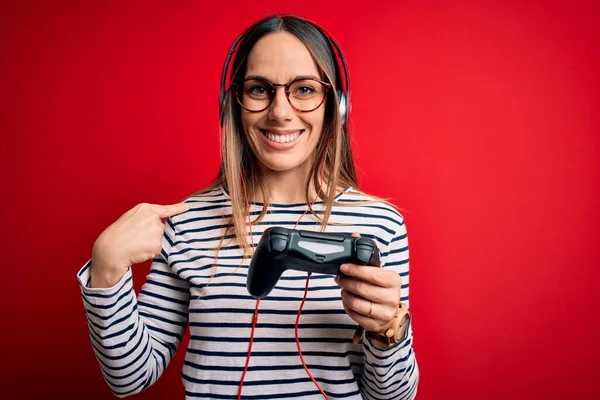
top-left (233, 77), bottom-right (332, 113)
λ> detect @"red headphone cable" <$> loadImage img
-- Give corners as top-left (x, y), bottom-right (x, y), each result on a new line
top-left (238, 140), bottom-right (332, 399)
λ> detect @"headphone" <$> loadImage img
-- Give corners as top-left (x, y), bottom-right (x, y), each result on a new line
top-left (219, 24), bottom-right (352, 131)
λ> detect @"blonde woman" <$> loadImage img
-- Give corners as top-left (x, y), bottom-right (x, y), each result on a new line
top-left (78, 14), bottom-right (419, 400)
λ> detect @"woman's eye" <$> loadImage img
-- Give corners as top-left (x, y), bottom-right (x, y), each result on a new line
top-left (295, 86), bottom-right (316, 95)
top-left (248, 86), bottom-right (267, 95)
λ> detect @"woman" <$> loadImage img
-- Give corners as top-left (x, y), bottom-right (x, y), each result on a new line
top-left (77, 14), bottom-right (419, 399)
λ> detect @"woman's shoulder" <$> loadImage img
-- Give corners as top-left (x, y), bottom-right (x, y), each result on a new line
top-left (181, 183), bottom-right (229, 205)
top-left (174, 183), bottom-right (232, 220)
top-left (166, 184), bottom-right (231, 230)
top-left (337, 187), bottom-right (406, 225)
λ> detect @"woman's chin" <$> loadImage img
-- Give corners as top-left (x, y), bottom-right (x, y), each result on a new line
top-left (257, 155), bottom-right (309, 174)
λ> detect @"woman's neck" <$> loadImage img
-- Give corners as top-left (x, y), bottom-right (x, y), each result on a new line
top-left (245, 159), bottom-right (348, 205)
top-left (255, 165), bottom-right (318, 204)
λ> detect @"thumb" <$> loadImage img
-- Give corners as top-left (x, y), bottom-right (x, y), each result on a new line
top-left (350, 232), bottom-right (361, 238)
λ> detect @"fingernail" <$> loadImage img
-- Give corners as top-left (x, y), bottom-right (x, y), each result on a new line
top-left (340, 264), bottom-right (349, 273)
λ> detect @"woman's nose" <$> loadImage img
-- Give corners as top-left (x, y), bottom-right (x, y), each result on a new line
top-left (268, 87), bottom-right (294, 121)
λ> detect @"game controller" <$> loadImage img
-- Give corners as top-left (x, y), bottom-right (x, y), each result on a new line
top-left (247, 227), bottom-right (381, 298)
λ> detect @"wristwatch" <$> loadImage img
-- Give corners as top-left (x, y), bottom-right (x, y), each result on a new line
top-left (365, 302), bottom-right (411, 346)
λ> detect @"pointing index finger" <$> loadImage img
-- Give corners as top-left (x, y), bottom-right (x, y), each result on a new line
top-left (154, 203), bottom-right (190, 218)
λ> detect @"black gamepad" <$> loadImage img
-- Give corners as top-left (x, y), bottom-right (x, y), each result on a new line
top-left (247, 227), bottom-right (381, 298)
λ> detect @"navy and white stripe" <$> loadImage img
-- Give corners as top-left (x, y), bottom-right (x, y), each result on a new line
top-left (77, 186), bottom-right (419, 399)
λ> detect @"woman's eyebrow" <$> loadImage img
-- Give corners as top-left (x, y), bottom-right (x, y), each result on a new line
top-left (244, 74), bottom-right (321, 82)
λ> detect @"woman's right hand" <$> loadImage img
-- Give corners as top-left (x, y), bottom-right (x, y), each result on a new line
top-left (90, 202), bottom-right (190, 288)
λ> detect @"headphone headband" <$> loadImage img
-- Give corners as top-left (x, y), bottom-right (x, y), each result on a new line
top-left (219, 34), bottom-right (244, 110)
top-left (219, 22), bottom-right (351, 130)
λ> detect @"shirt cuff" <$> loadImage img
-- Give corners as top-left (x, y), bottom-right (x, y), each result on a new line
top-left (363, 316), bottom-right (414, 358)
top-left (76, 259), bottom-right (133, 308)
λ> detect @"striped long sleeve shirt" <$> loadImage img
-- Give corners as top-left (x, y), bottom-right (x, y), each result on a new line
top-left (77, 186), bottom-right (419, 399)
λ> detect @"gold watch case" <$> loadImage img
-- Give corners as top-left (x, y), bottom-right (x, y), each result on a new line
top-left (366, 302), bottom-right (411, 346)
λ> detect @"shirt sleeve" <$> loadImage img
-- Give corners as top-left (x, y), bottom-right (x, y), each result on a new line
top-left (76, 218), bottom-right (190, 398)
top-left (359, 218), bottom-right (420, 400)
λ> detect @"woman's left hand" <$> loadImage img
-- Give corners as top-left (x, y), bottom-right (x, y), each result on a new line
top-left (334, 233), bottom-right (402, 333)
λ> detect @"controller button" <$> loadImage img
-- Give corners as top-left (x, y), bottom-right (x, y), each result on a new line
top-left (357, 248), bottom-right (372, 264)
top-left (271, 227), bottom-right (288, 234)
top-left (271, 238), bottom-right (287, 252)
top-left (299, 230), bottom-right (345, 242)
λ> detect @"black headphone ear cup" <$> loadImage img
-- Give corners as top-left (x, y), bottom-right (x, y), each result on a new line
top-left (220, 87), bottom-right (235, 127)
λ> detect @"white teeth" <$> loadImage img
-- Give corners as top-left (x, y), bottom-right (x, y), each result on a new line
top-left (265, 131), bottom-right (301, 143)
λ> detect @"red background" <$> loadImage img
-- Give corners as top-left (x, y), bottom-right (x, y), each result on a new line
top-left (1, 1), bottom-right (599, 399)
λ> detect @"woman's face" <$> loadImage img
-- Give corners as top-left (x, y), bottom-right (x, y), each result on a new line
top-left (240, 32), bottom-right (327, 174)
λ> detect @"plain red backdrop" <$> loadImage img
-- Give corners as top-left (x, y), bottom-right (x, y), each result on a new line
top-left (1, 0), bottom-right (599, 399)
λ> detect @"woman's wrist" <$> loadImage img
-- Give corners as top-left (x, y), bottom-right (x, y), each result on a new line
top-left (89, 263), bottom-right (128, 288)
top-left (365, 302), bottom-right (411, 347)
top-left (89, 240), bottom-right (128, 288)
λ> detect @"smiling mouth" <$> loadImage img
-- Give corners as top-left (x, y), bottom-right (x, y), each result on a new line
top-left (259, 129), bottom-right (304, 143)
